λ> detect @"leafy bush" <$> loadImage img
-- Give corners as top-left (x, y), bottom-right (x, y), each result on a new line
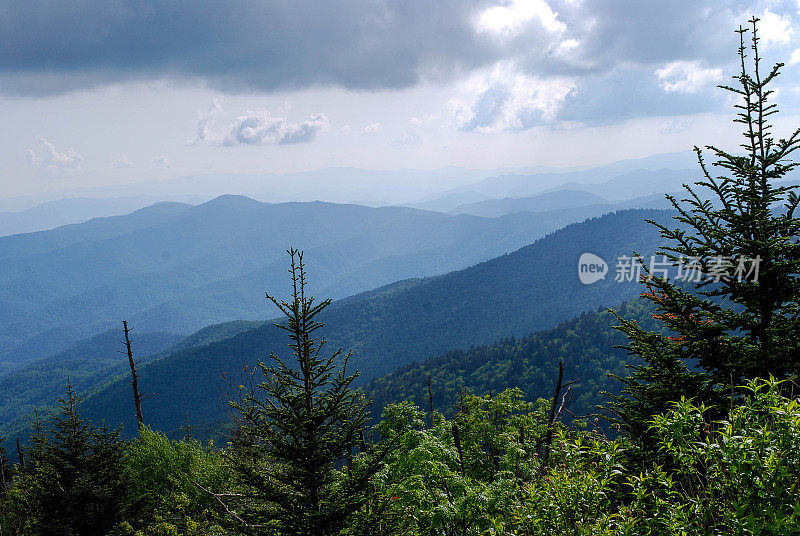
top-left (351, 379), bottom-right (800, 536)
top-left (114, 427), bottom-right (230, 535)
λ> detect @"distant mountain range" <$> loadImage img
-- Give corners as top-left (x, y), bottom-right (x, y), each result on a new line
top-left (446, 168), bottom-right (697, 217)
top-left (1, 151), bottom-right (695, 220)
top-left (71, 208), bottom-right (672, 436)
top-left (0, 195), bottom-right (209, 237)
top-left (0, 153), bottom-right (701, 444)
top-left (450, 190), bottom-right (610, 217)
top-left (0, 195), bottom-right (634, 366)
top-left (439, 153), bottom-right (697, 200)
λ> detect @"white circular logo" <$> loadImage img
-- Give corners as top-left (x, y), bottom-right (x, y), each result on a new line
top-left (578, 253), bottom-right (608, 285)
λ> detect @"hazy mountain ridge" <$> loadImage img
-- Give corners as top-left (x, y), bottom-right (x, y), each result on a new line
top-left (0, 201), bottom-right (193, 261)
top-left (443, 153), bottom-right (696, 200)
top-left (450, 189), bottom-right (609, 217)
top-left (0, 196), bottom-right (206, 237)
top-left (0, 196), bottom-right (619, 364)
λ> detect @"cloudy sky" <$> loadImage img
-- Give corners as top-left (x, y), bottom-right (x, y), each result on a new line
top-left (2, 0), bottom-right (800, 198)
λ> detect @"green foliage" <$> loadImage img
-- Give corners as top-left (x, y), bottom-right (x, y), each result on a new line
top-left (1, 371), bottom-right (798, 536)
top-left (116, 427), bottom-right (230, 534)
top-left (611, 19), bottom-right (800, 449)
top-left (355, 380), bottom-right (800, 536)
top-left (357, 390), bottom-right (547, 535)
top-left (607, 378), bottom-right (800, 535)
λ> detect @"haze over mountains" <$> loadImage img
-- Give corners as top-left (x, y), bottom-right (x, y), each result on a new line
top-left (0, 152), bottom-right (698, 446)
top-left (0, 196), bottom-right (621, 367)
top-left (0, 151), bottom-right (697, 235)
top-left (448, 168), bottom-right (691, 217)
top-left (0, 195), bottom-right (207, 237)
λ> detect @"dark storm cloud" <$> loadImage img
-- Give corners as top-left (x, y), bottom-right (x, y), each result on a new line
top-left (1, 0), bottom-right (792, 124)
top-left (555, 66), bottom-right (726, 125)
top-left (0, 0), bottom-right (499, 94)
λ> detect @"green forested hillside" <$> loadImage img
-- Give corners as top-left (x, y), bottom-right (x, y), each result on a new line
top-left (364, 299), bottom-right (658, 422)
top-left (75, 209), bottom-right (672, 435)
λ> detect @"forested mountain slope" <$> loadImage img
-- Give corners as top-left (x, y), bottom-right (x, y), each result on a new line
top-left (0, 320), bottom-right (263, 445)
top-left (77, 209), bottom-right (672, 435)
top-left (0, 330), bottom-right (183, 432)
top-left (364, 299), bottom-right (658, 422)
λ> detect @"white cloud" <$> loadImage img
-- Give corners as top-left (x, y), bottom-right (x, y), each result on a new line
top-left (791, 49), bottom-right (800, 65)
top-left (223, 110), bottom-right (330, 146)
top-left (655, 61), bottom-right (723, 94)
top-left (361, 122), bottom-right (381, 135)
top-left (558, 38), bottom-right (580, 51)
top-left (476, 0), bottom-right (566, 37)
top-left (190, 98), bottom-right (224, 145)
top-left (26, 138), bottom-right (83, 170)
top-left (113, 156), bottom-right (133, 168)
top-left (151, 155), bottom-right (170, 167)
top-left (758, 9), bottom-right (793, 48)
top-left (450, 63), bottom-right (576, 132)
top-left (191, 101), bottom-right (329, 146)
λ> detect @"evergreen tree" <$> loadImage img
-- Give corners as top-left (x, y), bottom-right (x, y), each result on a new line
top-left (610, 18), bottom-right (800, 447)
top-left (8, 382), bottom-right (126, 536)
top-left (226, 249), bottom-right (381, 535)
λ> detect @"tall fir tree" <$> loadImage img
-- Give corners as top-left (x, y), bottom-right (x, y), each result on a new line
top-left (609, 18), bottom-right (800, 449)
top-left (7, 382), bottom-right (126, 536)
top-left (226, 249), bottom-right (382, 535)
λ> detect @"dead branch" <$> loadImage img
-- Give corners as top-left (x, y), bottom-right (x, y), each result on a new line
top-left (193, 481), bottom-right (266, 528)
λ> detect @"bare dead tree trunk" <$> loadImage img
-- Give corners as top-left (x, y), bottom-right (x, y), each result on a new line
top-left (539, 361), bottom-right (564, 472)
top-left (122, 321), bottom-right (145, 429)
